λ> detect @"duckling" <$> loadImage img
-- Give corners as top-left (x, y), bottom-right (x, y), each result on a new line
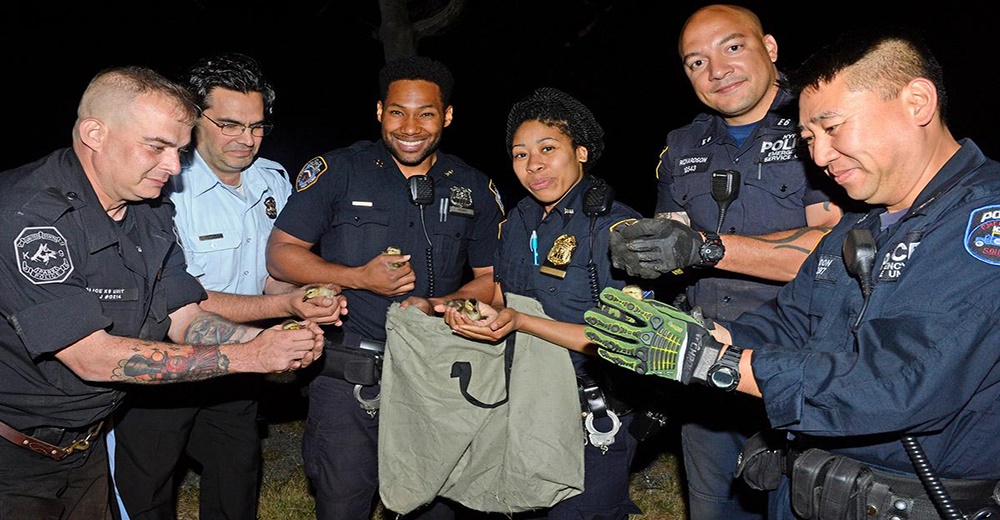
top-left (622, 285), bottom-right (644, 300)
top-left (281, 319), bottom-right (303, 330)
top-left (444, 298), bottom-right (483, 321)
top-left (383, 246), bottom-right (406, 269)
top-left (302, 284), bottom-right (336, 302)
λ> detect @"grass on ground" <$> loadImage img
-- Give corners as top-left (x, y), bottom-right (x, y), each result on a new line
top-left (177, 419), bottom-right (688, 519)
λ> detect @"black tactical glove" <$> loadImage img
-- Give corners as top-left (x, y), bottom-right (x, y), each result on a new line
top-left (609, 218), bottom-right (703, 278)
top-left (583, 287), bottom-right (722, 385)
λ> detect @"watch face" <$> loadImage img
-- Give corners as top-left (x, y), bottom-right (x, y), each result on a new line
top-left (708, 366), bottom-right (739, 391)
top-left (704, 244), bottom-right (724, 261)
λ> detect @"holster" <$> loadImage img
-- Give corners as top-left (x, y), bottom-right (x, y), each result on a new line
top-left (734, 430), bottom-right (786, 491)
top-left (318, 332), bottom-right (384, 386)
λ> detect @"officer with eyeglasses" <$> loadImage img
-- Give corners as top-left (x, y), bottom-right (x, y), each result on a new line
top-left (109, 52), bottom-right (346, 520)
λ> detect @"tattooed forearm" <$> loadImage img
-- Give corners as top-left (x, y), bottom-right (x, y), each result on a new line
top-left (747, 226), bottom-right (833, 254)
top-left (185, 314), bottom-right (252, 345)
top-left (113, 345), bottom-right (231, 383)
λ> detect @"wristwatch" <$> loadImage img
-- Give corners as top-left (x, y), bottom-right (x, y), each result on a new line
top-left (707, 344), bottom-right (743, 392)
top-left (698, 231), bottom-right (725, 267)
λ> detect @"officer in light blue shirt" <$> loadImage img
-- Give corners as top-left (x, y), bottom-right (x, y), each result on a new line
top-left (110, 53), bottom-right (344, 520)
top-left (171, 151), bottom-right (291, 296)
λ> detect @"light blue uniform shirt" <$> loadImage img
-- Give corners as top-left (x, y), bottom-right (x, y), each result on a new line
top-left (166, 151), bottom-right (292, 295)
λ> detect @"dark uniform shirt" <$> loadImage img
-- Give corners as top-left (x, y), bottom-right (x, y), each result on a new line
top-left (0, 149), bottom-right (206, 431)
top-left (494, 178), bottom-right (640, 373)
top-left (727, 139), bottom-right (1000, 479)
top-left (655, 87), bottom-right (834, 321)
top-left (275, 140), bottom-right (504, 341)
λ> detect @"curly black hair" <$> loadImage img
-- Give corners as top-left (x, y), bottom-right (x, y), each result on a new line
top-left (377, 55), bottom-right (454, 106)
top-left (185, 52), bottom-right (276, 116)
top-left (505, 87), bottom-right (604, 172)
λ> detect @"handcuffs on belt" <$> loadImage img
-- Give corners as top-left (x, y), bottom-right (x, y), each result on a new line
top-left (579, 375), bottom-right (620, 454)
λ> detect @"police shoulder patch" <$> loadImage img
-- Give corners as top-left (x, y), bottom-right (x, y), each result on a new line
top-left (964, 204), bottom-right (1000, 265)
top-left (15, 226), bottom-right (74, 284)
top-left (609, 218), bottom-right (638, 233)
top-left (296, 156), bottom-right (328, 192)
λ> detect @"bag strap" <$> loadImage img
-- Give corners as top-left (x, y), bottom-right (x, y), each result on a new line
top-left (450, 334), bottom-right (515, 409)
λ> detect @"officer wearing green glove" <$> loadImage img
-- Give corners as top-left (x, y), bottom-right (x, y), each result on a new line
top-left (585, 287), bottom-right (740, 391)
top-left (586, 27), bottom-right (1000, 520)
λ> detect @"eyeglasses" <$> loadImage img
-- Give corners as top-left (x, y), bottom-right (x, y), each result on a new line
top-left (201, 113), bottom-right (273, 137)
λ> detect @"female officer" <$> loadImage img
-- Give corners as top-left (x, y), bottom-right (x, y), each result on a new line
top-left (441, 87), bottom-right (644, 519)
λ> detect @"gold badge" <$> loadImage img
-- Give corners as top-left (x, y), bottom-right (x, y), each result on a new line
top-left (540, 234), bottom-right (576, 279)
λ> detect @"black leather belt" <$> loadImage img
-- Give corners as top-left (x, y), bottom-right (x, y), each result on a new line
top-left (789, 448), bottom-right (1000, 520)
top-left (0, 419), bottom-right (104, 461)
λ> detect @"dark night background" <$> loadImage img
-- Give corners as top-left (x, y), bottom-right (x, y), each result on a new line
top-left (2, 1), bottom-right (996, 217)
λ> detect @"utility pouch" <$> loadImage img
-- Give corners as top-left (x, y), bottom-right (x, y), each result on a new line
top-left (790, 448), bottom-right (870, 520)
top-left (734, 430), bottom-right (786, 491)
top-left (318, 333), bottom-right (384, 386)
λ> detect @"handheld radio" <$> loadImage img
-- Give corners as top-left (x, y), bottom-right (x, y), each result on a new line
top-left (408, 175), bottom-right (436, 296)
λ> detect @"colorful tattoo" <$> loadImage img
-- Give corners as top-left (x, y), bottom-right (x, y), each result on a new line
top-left (114, 345), bottom-right (230, 383)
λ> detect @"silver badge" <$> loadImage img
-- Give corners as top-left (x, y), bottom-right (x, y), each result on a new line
top-left (448, 186), bottom-right (474, 217)
top-left (264, 196), bottom-right (277, 219)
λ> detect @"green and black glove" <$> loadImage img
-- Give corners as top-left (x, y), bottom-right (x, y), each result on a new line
top-left (608, 218), bottom-right (704, 278)
top-left (583, 287), bottom-right (721, 385)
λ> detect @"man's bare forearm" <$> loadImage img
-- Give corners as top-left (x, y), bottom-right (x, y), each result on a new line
top-left (716, 226), bottom-right (833, 281)
top-left (201, 290), bottom-right (289, 324)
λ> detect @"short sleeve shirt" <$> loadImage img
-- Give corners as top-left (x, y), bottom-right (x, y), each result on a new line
top-left (275, 140), bottom-right (504, 341)
top-left (0, 149), bottom-right (205, 430)
top-left (167, 152), bottom-right (292, 295)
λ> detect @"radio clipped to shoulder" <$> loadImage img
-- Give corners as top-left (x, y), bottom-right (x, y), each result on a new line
top-left (582, 178), bottom-right (615, 304)
top-left (583, 179), bottom-right (614, 217)
top-left (407, 174), bottom-right (437, 296)
top-left (409, 174), bottom-right (435, 206)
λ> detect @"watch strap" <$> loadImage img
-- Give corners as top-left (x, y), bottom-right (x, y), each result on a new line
top-left (716, 344), bottom-right (743, 370)
top-left (708, 344), bottom-right (743, 391)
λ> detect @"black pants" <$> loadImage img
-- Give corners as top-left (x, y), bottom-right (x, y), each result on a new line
top-left (110, 376), bottom-right (261, 520)
top-left (303, 374), bottom-right (461, 520)
top-left (0, 427), bottom-right (111, 520)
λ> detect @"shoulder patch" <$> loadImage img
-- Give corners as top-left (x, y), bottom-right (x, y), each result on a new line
top-left (609, 218), bottom-right (638, 233)
top-left (965, 205), bottom-right (1000, 265)
top-left (296, 156), bottom-right (328, 192)
top-left (15, 226), bottom-right (74, 284)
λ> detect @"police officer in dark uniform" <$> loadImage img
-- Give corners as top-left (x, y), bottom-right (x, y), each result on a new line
top-left (266, 56), bottom-right (504, 520)
top-left (0, 66), bottom-right (325, 519)
top-left (443, 87), bottom-right (644, 519)
top-left (608, 6), bottom-right (842, 519)
top-left (589, 27), bottom-right (1000, 520)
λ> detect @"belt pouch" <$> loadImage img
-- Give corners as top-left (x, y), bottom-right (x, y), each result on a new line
top-left (319, 340), bottom-right (382, 385)
top-left (735, 430), bottom-right (786, 491)
top-left (791, 448), bottom-right (867, 520)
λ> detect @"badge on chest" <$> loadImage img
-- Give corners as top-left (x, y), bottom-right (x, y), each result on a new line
top-left (539, 234), bottom-right (577, 279)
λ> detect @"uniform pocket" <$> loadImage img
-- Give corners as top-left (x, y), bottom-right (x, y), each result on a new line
top-left (329, 206), bottom-right (391, 265)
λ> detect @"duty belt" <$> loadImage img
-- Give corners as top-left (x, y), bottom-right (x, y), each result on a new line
top-left (0, 419), bottom-right (104, 461)
top-left (319, 331), bottom-right (384, 415)
top-left (790, 448), bottom-right (1000, 520)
